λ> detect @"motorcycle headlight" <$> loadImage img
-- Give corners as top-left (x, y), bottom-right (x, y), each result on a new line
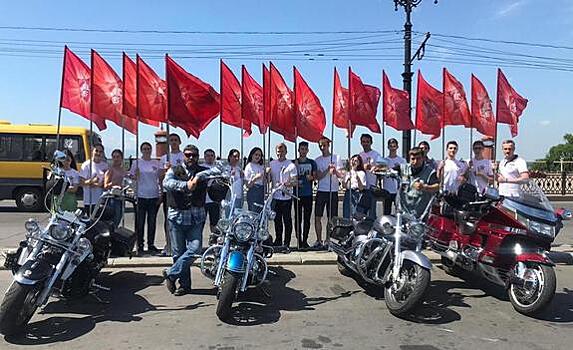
top-left (528, 220), bottom-right (555, 239)
top-left (49, 222), bottom-right (72, 240)
top-left (233, 221), bottom-right (255, 242)
top-left (217, 219), bottom-right (231, 233)
top-left (25, 219), bottom-right (40, 237)
top-left (78, 237), bottom-right (92, 252)
top-left (408, 222), bottom-right (427, 238)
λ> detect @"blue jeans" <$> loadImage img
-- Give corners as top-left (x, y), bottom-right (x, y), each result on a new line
top-left (110, 199), bottom-right (123, 228)
top-left (246, 185), bottom-right (264, 213)
top-left (343, 190), bottom-right (369, 219)
top-left (366, 189), bottom-right (378, 220)
top-left (167, 219), bottom-right (205, 289)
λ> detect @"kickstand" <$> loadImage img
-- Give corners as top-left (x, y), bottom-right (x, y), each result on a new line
top-left (86, 283), bottom-right (112, 304)
top-left (86, 291), bottom-right (111, 304)
top-left (267, 269), bottom-right (278, 277)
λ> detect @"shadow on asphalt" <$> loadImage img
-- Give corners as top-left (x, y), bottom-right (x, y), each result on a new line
top-left (223, 266), bottom-right (359, 326)
top-left (533, 287), bottom-right (573, 323)
top-left (548, 251), bottom-right (573, 265)
top-left (3, 270), bottom-right (208, 345)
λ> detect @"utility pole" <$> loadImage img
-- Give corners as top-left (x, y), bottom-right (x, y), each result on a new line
top-left (394, 0), bottom-right (437, 158)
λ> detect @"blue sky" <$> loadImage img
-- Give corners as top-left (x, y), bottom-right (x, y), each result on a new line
top-left (0, 0), bottom-right (571, 162)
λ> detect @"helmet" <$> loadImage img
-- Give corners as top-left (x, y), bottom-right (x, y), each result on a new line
top-left (207, 180), bottom-right (229, 202)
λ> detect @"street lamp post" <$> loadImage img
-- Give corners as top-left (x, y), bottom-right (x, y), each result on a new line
top-left (394, 0), bottom-right (438, 158)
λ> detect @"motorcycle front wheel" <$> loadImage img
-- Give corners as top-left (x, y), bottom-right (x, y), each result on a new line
top-left (384, 261), bottom-right (430, 317)
top-left (216, 270), bottom-right (241, 321)
top-left (0, 281), bottom-right (44, 335)
top-left (508, 263), bottom-right (556, 316)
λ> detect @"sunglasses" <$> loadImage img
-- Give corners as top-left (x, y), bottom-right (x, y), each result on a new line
top-left (184, 152), bottom-right (199, 158)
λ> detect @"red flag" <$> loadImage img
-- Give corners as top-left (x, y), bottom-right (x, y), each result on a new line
top-left (496, 69), bottom-right (528, 137)
top-left (415, 71), bottom-right (443, 140)
top-left (60, 47), bottom-right (106, 131)
top-left (166, 55), bottom-right (220, 138)
top-left (471, 74), bottom-right (496, 138)
top-left (294, 67), bottom-right (326, 142)
top-left (349, 68), bottom-right (381, 133)
top-left (261, 64), bottom-right (271, 134)
top-left (269, 63), bottom-right (296, 142)
top-left (382, 71), bottom-right (414, 131)
top-left (332, 68), bottom-right (354, 137)
top-left (137, 55), bottom-right (167, 123)
top-left (91, 50), bottom-right (137, 135)
top-left (241, 65), bottom-right (264, 134)
top-left (122, 54), bottom-right (159, 128)
top-left (443, 68), bottom-right (471, 127)
top-left (220, 61), bottom-right (251, 136)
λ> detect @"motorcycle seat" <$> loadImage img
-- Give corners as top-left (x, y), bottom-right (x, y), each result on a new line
top-left (354, 218), bottom-right (374, 236)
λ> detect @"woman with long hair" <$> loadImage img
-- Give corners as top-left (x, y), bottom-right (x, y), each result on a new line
top-left (342, 154), bottom-right (367, 218)
top-left (60, 149), bottom-right (80, 212)
top-left (244, 147), bottom-right (265, 212)
top-left (227, 149), bottom-right (244, 210)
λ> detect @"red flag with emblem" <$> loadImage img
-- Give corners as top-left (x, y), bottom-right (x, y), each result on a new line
top-left (382, 71), bottom-right (414, 131)
top-left (137, 56), bottom-right (167, 123)
top-left (496, 69), bottom-right (528, 137)
top-left (349, 68), bottom-right (381, 133)
top-left (443, 68), bottom-right (471, 127)
top-left (60, 46), bottom-right (106, 131)
top-left (122, 54), bottom-right (159, 128)
top-left (241, 65), bottom-right (264, 134)
top-left (220, 61), bottom-right (251, 136)
top-left (415, 71), bottom-right (443, 140)
top-left (166, 55), bottom-right (220, 138)
top-left (332, 68), bottom-right (354, 137)
top-left (261, 64), bottom-right (271, 134)
top-left (293, 67), bottom-right (326, 142)
top-left (471, 74), bottom-right (496, 138)
top-left (269, 63), bottom-right (296, 142)
top-left (91, 50), bottom-right (137, 134)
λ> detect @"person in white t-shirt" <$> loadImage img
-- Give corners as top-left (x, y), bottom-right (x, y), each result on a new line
top-left (359, 133), bottom-right (382, 219)
top-left (79, 143), bottom-right (109, 215)
top-left (244, 147), bottom-right (266, 213)
top-left (130, 142), bottom-right (161, 256)
top-left (497, 139), bottom-right (529, 197)
top-left (60, 149), bottom-right (80, 212)
top-left (267, 143), bottom-right (297, 249)
top-left (314, 137), bottom-right (344, 249)
top-left (467, 140), bottom-right (494, 194)
top-left (159, 133), bottom-right (184, 256)
top-left (201, 148), bottom-right (221, 235)
top-left (228, 149), bottom-right (244, 210)
top-left (438, 140), bottom-right (468, 194)
top-left (382, 138), bottom-right (406, 215)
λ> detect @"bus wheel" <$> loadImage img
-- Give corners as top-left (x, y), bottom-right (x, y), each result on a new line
top-left (15, 188), bottom-right (44, 212)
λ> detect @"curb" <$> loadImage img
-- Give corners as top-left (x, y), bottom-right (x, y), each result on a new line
top-left (2, 245), bottom-right (572, 270)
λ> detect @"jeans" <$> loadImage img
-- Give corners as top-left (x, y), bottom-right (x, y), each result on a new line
top-left (366, 189), bottom-right (378, 220)
top-left (110, 199), bottom-right (124, 229)
top-left (273, 199), bottom-right (293, 247)
top-left (167, 218), bottom-right (205, 290)
top-left (161, 194), bottom-right (171, 254)
top-left (136, 197), bottom-right (159, 250)
top-left (383, 193), bottom-right (397, 215)
top-left (246, 185), bottom-right (264, 213)
top-left (295, 195), bottom-right (313, 244)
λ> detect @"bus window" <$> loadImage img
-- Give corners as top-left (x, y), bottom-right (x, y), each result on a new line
top-left (23, 135), bottom-right (44, 161)
top-left (0, 134), bottom-right (23, 161)
top-left (54, 135), bottom-right (85, 164)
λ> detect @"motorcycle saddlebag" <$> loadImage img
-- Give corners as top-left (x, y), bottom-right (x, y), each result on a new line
top-left (110, 227), bottom-right (137, 257)
top-left (327, 217), bottom-right (354, 241)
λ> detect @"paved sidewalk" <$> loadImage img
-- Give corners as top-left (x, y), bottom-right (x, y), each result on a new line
top-left (3, 245), bottom-right (572, 269)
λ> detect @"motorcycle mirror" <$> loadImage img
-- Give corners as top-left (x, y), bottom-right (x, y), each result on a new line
top-left (557, 208), bottom-right (572, 221)
top-left (484, 186), bottom-right (500, 201)
top-left (53, 150), bottom-right (66, 162)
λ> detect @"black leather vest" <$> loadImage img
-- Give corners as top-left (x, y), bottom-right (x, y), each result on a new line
top-left (166, 164), bottom-right (208, 209)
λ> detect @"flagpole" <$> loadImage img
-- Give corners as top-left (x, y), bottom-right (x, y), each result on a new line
top-left (293, 66), bottom-right (300, 250)
top-left (381, 71), bottom-right (386, 158)
top-left (135, 55), bottom-right (141, 200)
top-left (219, 60), bottom-right (223, 159)
top-left (121, 52), bottom-right (128, 229)
top-left (331, 68), bottom-right (339, 217)
top-left (88, 49), bottom-right (95, 213)
top-left (164, 54), bottom-right (171, 164)
top-left (470, 75), bottom-right (474, 161)
top-left (56, 46), bottom-right (68, 149)
top-left (347, 66), bottom-right (352, 161)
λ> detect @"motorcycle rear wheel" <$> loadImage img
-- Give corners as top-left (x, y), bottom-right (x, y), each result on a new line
top-left (508, 263), bottom-right (556, 316)
top-left (216, 270), bottom-right (240, 321)
top-left (384, 261), bottom-right (430, 317)
top-left (0, 281), bottom-right (44, 335)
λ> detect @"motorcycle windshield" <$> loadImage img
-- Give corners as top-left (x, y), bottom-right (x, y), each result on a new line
top-left (501, 179), bottom-right (557, 224)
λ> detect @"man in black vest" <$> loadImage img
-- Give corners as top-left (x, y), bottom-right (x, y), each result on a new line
top-left (162, 144), bottom-right (208, 296)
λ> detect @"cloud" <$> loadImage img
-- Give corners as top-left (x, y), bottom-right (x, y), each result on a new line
top-left (496, 0), bottom-right (526, 18)
top-left (539, 120), bottom-right (551, 126)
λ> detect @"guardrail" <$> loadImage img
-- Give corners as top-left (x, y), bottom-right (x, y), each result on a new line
top-left (530, 172), bottom-right (573, 196)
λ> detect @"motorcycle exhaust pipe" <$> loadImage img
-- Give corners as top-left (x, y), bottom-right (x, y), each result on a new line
top-left (328, 241), bottom-right (353, 256)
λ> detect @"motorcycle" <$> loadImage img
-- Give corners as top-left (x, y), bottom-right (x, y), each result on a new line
top-left (200, 164), bottom-right (276, 321)
top-left (329, 167), bottom-right (434, 317)
top-left (426, 181), bottom-right (572, 316)
top-left (0, 150), bottom-right (137, 335)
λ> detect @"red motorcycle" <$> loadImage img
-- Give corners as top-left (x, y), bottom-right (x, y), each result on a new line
top-left (426, 181), bottom-right (571, 316)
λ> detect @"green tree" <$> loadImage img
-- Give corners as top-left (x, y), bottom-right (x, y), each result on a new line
top-left (532, 134), bottom-right (573, 172)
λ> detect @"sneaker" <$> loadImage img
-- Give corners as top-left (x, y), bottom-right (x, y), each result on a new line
top-left (160, 249), bottom-right (171, 257)
top-left (273, 240), bottom-right (283, 247)
top-left (174, 287), bottom-right (192, 296)
top-left (300, 241), bottom-right (310, 249)
top-left (148, 245), bottom-right (161, 255)
top-left (162, 269), bottom-right (176, 294)
top-left (311, 241), bottom-right (323, 250)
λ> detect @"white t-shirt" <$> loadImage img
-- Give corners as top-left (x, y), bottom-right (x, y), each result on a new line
top-left (315, 154), bottom-right (343, 192)
top-left (499, 156), bottom-right (528, 197)
top-left (129, 158), bottom-right (161, 199)
top-left (359, 149), bottom-right (382, 188)
top-left (64, 168), bottom-right (80, 186)
top-left (383, 155), bottom-right (406, 194)
top-left (160, 151), bottom-right (185, 169)
top-left (269, 159), bottom-right (297, 200)
top-left (79, 160), bottom-right (109, 205)
top-left (442, 158), bottom-right (468, 194)
top-left (230, 165), bottom-right (244, 199)
top-left (468, 158), bottom-right (493, 194)
top-left (244, 162), bottom-right (265, 187)
top-left (344, 170), bottom-right (366, 190)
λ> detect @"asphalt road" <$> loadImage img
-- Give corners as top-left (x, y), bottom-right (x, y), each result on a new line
top-left (0, 265), bottom-right (571, 349)
top-left (1, 200), bottom-right (572, 250)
